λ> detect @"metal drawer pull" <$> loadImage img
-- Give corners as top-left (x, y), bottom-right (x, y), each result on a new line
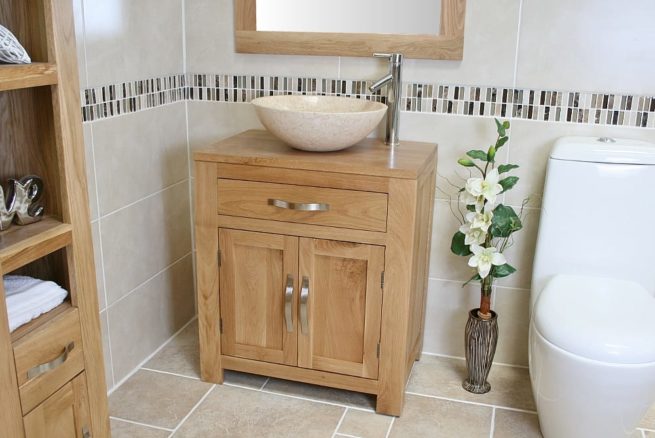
top-left (27, 342), bottom-right (74, 380)
top-left (300, 276), bottom-right (310, 334)
top-left (82, 426), bottom-right (91, 438)
top-left (268, 198), bottom-right (330, 212)
top-left (284, 274), bottom-right (294, 332)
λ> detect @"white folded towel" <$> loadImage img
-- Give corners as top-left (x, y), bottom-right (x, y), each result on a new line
top-left (3, 275), bottom-right (68, 332)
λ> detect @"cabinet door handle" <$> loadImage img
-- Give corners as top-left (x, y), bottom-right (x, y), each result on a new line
top-left (27, 342), bottom-right (74, 380)
top-left (82, 426), bottom-right (91, 438)
top-left (300, 276), bottom-right (309, 334)
top-left (268, 198), bottom-right (330, 212)
top-left (284, 274), bottom-right (294, 332)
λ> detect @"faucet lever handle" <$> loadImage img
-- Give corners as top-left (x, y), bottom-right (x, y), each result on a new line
top-left (373, 53), bottom-right (392, 59)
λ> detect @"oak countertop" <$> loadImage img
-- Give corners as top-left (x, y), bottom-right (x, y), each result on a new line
top-left (194, 130), bottom-right (438, 179)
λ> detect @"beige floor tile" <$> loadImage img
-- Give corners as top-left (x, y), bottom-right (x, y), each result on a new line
top-left (263, 378), bottom-right (375, 409)
top-left (143, 319), bottom-right (268, 389)
top-left (493, 409), bottom-right (542, 438)
top-left (389, 394), bottom-right (492, 438)
top-left (407, 355), bottom-right (535, 411)
top-left (641, 404), bottom-right (655, 429)
top-left (173, 384), bottom-right (344, 437)
top-left (110, 418), bottom-right (170, 438)
top-left (338, 409), bottom-right (393, 438)
top-left (109, 369), bottom-right (212, 429)
top-left (643, 430), bottom-right (654, 437)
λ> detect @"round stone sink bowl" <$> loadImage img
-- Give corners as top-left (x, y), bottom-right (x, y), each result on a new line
top-left (251, 95), bottom-right (387, 152)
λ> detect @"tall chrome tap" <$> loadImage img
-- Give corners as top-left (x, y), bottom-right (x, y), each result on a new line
top-left (369, 53), bottom-right (403, 147)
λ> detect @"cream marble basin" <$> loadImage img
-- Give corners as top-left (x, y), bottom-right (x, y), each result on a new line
top-left (251, 95), bottom-right (387, 152)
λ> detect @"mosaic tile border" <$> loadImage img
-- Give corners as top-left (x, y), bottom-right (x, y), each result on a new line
top-left (82, 73), bottom-right (655, 129)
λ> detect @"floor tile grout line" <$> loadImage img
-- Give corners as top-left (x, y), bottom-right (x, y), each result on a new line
top-left (489, 407), bottom-right (496, 438)
top-left (335, 434), bottom-right (360, 438)
top-left (331, 408), bottom-right (349, 438)
top-left (168, 384), bottom-right (217, 437)
top-left (109, 416), bottom-right (175, 433)
top-left (259, 377), bottom-right (270, 391)
top-left (140, 367), bottom-right (200, 381)
top-left (405, 391), bottom-right (537, 414)
top-left (384, 416), bottom-right (396, 438)
top-left (108, 316), bottom-right (197, 395)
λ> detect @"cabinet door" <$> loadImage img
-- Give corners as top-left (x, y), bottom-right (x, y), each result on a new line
top-left (298, 238), bottom-right (384, 379)
top-left (23, 372), bottom-right (91, 438)
top-left (219, 229), bottom-right (298, 366)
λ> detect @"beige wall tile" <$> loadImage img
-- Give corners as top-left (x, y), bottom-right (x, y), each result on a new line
top-left (338, 409), bottom-right (393, 438)
top-left (101, 182), bottom-right (191, 304)
top-left (493, 287), bottom-right (530, 367)
top-left (506, 120), bottom-right (655, 208)
top-left (516, 0), bottom-right (655, 95)
top-left (174, 384), bottom-right (344, 437)
top-left (400, 112), bottom-right (509, 201)
top-left (110, 418), bottom-right (170, 438)
top-left (144, 318), bottom-right (200, 378)
top-left (107, 255), bottom-right (195, 381)
top-left (91, 221), bottom-right (105, 311)
top-left (341, 0), bottom-right (520, 86)
top-left (83, 0), bottom-right (184, 86)
top-left (389, 394), bottom-right (492, 437)
top-left (109, 369), bottom-right (212, 429)
top-left (92, 103), bottom-right (188, 215)
top-left (421, 279), bottom-right (482, 358)
top-left (407, 355), bottom-right (535, 411)
top-left (82, 124), bottom-right (98, 221)
top-left (429, 201), bottom-right (478, 281)
top-left (187, 101), bottom-right (263, 153)
top-left (496, 207), bottom-right (540, 290)
top-left (99, 310), bottom-right (114, 391)
top-left (184, 0), bottom-right (339, 76)
top-left (493, 409), bottom-right (542, 438)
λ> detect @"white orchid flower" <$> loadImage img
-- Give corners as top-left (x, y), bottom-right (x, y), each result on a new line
top-left (465, 209), bottom-right (493, 232)
top-left (467, 245), bottom-right (507, 279)
top-left (465, 168), bottom-right (503, 204)
top-left (459, 223), bottom-right (486, 245)
top-left (462, 191), bottom-right (485, 212)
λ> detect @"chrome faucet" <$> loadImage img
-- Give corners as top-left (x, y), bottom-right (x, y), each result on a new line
top-left (369, 53), bottom-right (403, 147)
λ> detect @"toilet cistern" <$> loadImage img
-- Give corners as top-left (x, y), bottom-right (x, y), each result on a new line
top-left (369, 53), bottom-right (403, 147)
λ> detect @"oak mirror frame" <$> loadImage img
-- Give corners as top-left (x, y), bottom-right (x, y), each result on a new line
top-left (234, 0), bottom-right (466, 60)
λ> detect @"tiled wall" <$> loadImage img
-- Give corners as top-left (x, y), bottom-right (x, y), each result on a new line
top-left (73, 0), bottom-right (194, 390)
top-left (75, 0), bottom-right (655, 391)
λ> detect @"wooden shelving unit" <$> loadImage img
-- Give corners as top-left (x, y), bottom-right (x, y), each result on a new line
top-left (0, 63), bottom-right (58, 92)
top-left (0, 0), bottom-right (110, 436)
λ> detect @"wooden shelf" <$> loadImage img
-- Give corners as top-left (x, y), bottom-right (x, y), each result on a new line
top-left (0, 218), bottom-right (72, 274)
top-left (0, 63), bottom-right (58, 92)
top-left (10, 301), bottom-right (72, 343)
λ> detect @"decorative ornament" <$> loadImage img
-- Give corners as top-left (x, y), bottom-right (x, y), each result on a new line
top-left (0, 25), bottom-right (31, 64)
top-left (0, 176), bottom-right (45, 231)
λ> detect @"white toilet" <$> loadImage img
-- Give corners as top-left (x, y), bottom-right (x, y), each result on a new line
top-left (530, 136), bottom-right (655, 438)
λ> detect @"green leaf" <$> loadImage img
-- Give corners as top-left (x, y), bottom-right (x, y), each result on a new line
top-left (450, 232), bottom-right (472, 256)
top-left (487, 145), bottom-right (496, 162)
top-left (495, 136), bottom-right (509, 149)
top-left (466, 150), bottom-right (488, 162)
top-left (503, 121), bottom-right (510, 129)
top-left (458, 158), bottom-right (476, 167)
top-left (495, 118), bottom-right (506, 137)
top-left (463, 273), bottom-right (482, 286)
top-left (491, 263), bottom-right (516, 278)
top-left (489, 204), bottom-right (523, 238)
top-left (465, 204), bottom-right (476, 212)
top-left (498, 164), bottom-right (519, 174)
top-left (499, 176), bottom-right (519, 193)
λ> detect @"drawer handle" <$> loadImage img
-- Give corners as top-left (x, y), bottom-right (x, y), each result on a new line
top-left (300, 276), bottom-right (309, 334)
top-left (82, 426), bottom-right (91, 438)
top-left (268, 198), bottom-right (330, 212)
top-left (284, 274), bottom-right (294, 332)
top-left (27, 342), bottom-right (74, 380)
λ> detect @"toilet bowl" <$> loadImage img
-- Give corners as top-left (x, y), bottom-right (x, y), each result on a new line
top-left (530, 137), bottom-right (655, 438)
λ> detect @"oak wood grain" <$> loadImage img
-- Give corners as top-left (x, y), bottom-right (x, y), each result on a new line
top-left (0, 63), bottom-right (58, 92)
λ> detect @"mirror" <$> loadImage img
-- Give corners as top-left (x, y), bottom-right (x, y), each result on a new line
top-left (235, 0), bottom-right (465, 60)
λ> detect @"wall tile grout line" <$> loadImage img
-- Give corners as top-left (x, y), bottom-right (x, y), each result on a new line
top-left (167, 384), bottom-right (217, 437)
top-left (109, 416), bottom-right (175, 433)
top-left (140, 367), bottom-right (200, 381)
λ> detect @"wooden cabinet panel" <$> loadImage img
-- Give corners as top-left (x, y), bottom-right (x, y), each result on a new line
top-left (298, 238), bottom-right (384, 379)
top-left (219, 229), bottom-right (298, 366)
top-left (23, 372), bottom-right (90, 438)
top-left (217, 179), bottom-right (388, 232)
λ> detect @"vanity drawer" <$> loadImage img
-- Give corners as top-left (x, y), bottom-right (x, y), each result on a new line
top-left (217, 179), bottom-right (388, 232)
top-left (13, 308), bottom-right (85, 415)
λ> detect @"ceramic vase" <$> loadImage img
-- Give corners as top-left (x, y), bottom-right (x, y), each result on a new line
top-left (462, 308), bottom-right (498, 394)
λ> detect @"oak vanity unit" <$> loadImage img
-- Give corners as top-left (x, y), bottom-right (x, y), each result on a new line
top-left (194, 130), bottom-right (436, 415)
